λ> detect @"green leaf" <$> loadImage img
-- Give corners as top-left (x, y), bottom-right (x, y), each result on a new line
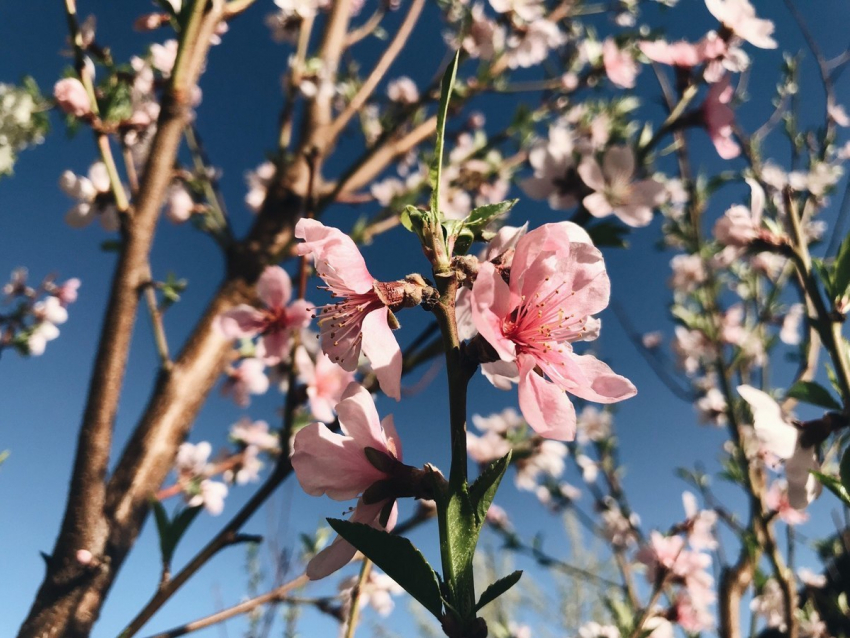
top-left (430, 50), bottom-right (461, 218)
top-left (443, 486), bottom-right (478, 618)
top-left (840, 447), bottom-right (850, 494)
top-left (465, 199), bottom-right (518, 229)
top-left (832, 232), bottom-right (850, 300)
top-left (0, 450), bottom-right (9, 469)
top-left (812, 471), bottom-right (850, 507)
top-left (475, 570), bottom-right (522, 611)
top-left (150, 500), bottom-right (201, 568)
top-left (151, 500), bottom-right (172, 565)
top-left (327, 519), bottom-right (444, 618)
top-left (468, 451), bottom-right (511, 527)
top-left (785, 380), bottom-right (842, 411)
top-left (401, 205), bottom-right (426, 234)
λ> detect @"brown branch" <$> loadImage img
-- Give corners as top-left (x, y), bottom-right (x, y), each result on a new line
top-left (326, 0), bottom-right (426, 145)
top-left (142, 574), bottom-right (310, 638)
top-left (18, 3), bottom-right (226, 636)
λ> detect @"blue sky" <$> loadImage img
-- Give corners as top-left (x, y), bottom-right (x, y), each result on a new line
top-left (2, 1), bottom-right (850, 636)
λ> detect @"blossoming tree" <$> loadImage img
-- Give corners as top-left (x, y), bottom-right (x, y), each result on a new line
top-left (5, 0), bottom-right (850, 637)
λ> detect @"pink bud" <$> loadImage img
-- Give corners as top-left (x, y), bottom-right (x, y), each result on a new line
top-left (54, 78), bottom-right (92, 118)
top-left (76, 549), bottom-right (93, 565)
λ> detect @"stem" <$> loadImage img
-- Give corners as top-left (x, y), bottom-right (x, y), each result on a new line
top-left (787, 190), bottom-right (850, 406)
top-left (343, 559), bottom-right (372, 638)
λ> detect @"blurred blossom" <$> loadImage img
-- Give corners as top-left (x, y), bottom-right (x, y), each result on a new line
top-left (576, 406), bottom-right (612, 444)
top-left (750, 579), bottom-right (785, 630)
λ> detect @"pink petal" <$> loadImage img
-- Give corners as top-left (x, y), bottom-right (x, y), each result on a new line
top-left (482, 360), bottom-right (520, 390)
top-left (257, 266), bottom-right (292, 310)
top-left (471, 262), bottom-right (516, 361)
top-left (380, 414), bottom-right (403, 462)
top-left (306, 498), bottom-right (390, 580)
top-left (288, 299), bottom-right (316, 328)
top-left (295, 218), bottom-right (375, 295)
top-left (216, 305), bottom-right (266, 338)
top-left (583, 193), bottom-right (614, 219)
top-left (259, 330), bottom-right (290, 363)
top-left (291, 422), bottom-right (384, 500)
top-left (517, 355), bottom-right (577, 440)
top-left (361, 306), bottom-right (403, 401)
top-left (335, 382), bottom-right (389, 451)
top-left (602, 145), bottom-right (635, 185)
top-left (566, 353), bottom-right (637, 403)
top-left (577, 156), bottom-right (606, 191)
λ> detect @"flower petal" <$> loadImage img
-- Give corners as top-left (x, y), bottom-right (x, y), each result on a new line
top-left (471, 262), bottom-right (516, 361)
top-left (361, 307), bottom-right (402, 401)
top-left (257, 266), bottom-right (292, 310)
top-left (517, 355), bottom-right (577, 440)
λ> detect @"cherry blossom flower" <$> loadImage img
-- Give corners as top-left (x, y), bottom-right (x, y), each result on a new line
top-left (639, 39), bottom-right (708, 68)
top-left (750, 579), bottom-right (785, 629)
top-left (28, 296), bottom-right (68, 356)
top-left (221, 358), bottom-right (269, 407)
top-left (386, 77), bottom-right (418, 104)
top-left (705, 0), bottom-right (777, 49)
top-left (576, 406), bottom-right (612, 444)
top-left (295, 218), bottom-right (403, 400)
top-left (150, 39), bottom-right (179, 75)
top-left (53, 78), bottom-right (91, 117)
top-left (516, 441), bottom-right (568, 490)
top-left (682, 492), bottom-right (717, 550)
top-left (521, 125), bottom-right (579, 210)
top-left (506, 20), bottom-right (565, 69)
top-left (602, 39), bottom-right (639, 89)
top-left (229, 418), bottom-right (279, 452)
top-left (578, 145), bottom-right (667, 227)
top-left (696, 387), bottom-right (727, 426)
top-left (164, 182), bottom-right (195, 223)
top-left (295, 345), bottom-right (355, 423)
top-left (765, 479), bottom-right (809, 525)
top-left (339, 570), bottom-right (404, 618)
top-left (189, 479), bottom-right (228, 515)
top-left (489, 0), bottom-right (543, 21)
top-left (779, 304), bottom-right (805, 346)
top-left (459, 4), bottom-right (505, 60)
top-left (702, 75), bottom-right (740, 159)
top-left (713, 177), bottom-right (765, 246)
top-left (216, 266), bottom-right (313, 363)
top-left (54, 278), bottom-right (81, 306)
top-left (291, 382), bottom-right (402, 579)
top-left (738, 385), bottom-right (821, 509)
top-left (59, 162), bottom-right (120, 231)
top-left (669, 254), bottom-right (706, 293)
top-left (244, 161), bottom-right (275, 212)
top-left (471, 222), bottom-right (636, 439)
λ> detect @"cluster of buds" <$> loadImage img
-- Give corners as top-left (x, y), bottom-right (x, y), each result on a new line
top-left (0, 268), bottom-right (79, 357)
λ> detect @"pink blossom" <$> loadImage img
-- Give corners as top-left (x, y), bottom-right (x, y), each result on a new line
top-left (76, 549), bottom-right (94, 566)
top-left (229, 418), bottom-right (279, 452)
top-left (53, 78), bottom-right (91, 117)
top-left (221, 358), bottom-right (269, 407)
top-left (578, 145), bottom-right (667, 227)
top-left (189, 479), bottom-right (228, 515)
top-left (713, 177), bottom-right (765, 246)
top-left (150, 39), bottom-right (179, 76)
top-left (505, 20), bottom-right (565, 69)
top-left (702, 75), bottom-right (740, 159)
top-left (765, 480), bottom-right (809, 525)
top-left (291, 382), bottom-right (401, 579)
top-left (521, 125), bottom-right (578, 210)
top-left (386, 77), bottom-right (419, 104)
top-left (459, 4), bottom-right (505, 61)
top-left (244, 161), bottom-right (276, 212)
top-left (164, 183), bottom-right (195, 223)
top-left (295, 218), bottom-right (402, 400)
top-left (470, 222), bottom-right (636, 440)
top-left (602, 39), bottom-right (639, 89)
top-left (28, 297), bottom-right (68, 356)
top-left (295, 345), bottom-right (355, 423)
top-left (738, 385), bottom-right (821, 509)
top-left (216, 266), bottom-right (313, 363)
top-left (59, 162), bottom-right (120, 231)
top-left (639, 39), bottom-right (706, 68)
top-left (55, 278), bottom-right (81, 306)
top-left (705, 0), bottom-right (777, 49)
top-left (682, 491), bottom-right (717, 550)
